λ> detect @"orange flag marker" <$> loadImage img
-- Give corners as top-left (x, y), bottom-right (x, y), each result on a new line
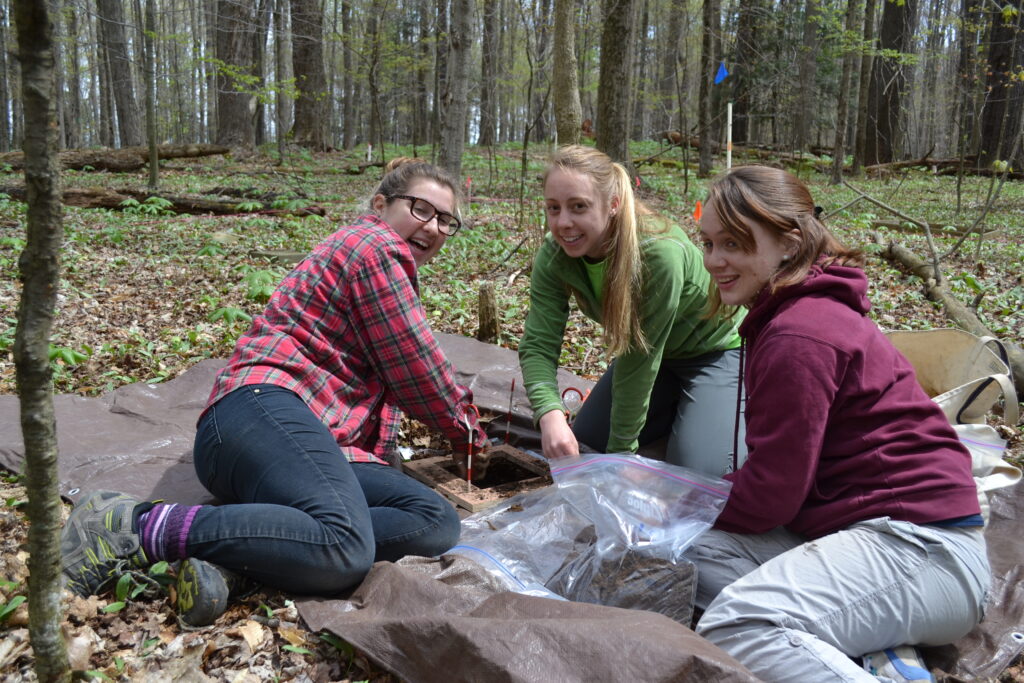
top-left (693, 199), bottom-right (703, 222)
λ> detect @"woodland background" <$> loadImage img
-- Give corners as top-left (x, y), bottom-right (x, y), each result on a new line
top-left (0, 0), bottom-right (1020, 175)
top-left (0, 0), bottom-right (1022, 680)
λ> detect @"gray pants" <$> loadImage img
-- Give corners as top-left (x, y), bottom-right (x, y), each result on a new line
top-left (692, 519), bottom-right (990, 682)
top-left (572, 348), bottom-right (746, 476)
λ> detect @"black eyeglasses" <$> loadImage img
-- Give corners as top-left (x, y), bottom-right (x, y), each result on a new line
top-left (389, 194), bottom-right (462, 236)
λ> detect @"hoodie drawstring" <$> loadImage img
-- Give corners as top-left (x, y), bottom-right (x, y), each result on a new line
top-left (732, 339), bottom-right (745, 473)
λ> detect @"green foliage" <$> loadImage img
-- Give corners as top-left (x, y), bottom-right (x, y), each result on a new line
top-left (208, 306), bottom-right (252, 325)
top-left (120, 196), bottom-right (176, 217)
top-left (201, 57), bottom-right (299, 104)
top-left (0, 592), bottom-right (25, 624)
top-left (49, 345), bottom-right (91, 366)
top-left (196, 242), bottom-right (227, 257)
top-left (270, 197), bottom-right (310, 212)
top-left (320, 632), bottom-right (355, 656)
top-left (0, 317), bottom-right (16, 353)
top-left (236, 200), bottom-right (264, 212)
top-left (235, 265), bottom-right (285, 303)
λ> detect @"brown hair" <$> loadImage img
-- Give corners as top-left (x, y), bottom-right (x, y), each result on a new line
top-left (372, 157), bottom-right (463, 215)
top-left (704, 165), bottom-right (863, 317)
top-left (543, 145), bottom-right (657, 356)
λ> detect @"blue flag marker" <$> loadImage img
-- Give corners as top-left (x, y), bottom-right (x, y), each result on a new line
top-left (714, 62), bottom-right (729, 84)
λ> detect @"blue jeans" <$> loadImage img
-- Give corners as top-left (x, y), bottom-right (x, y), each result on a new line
top-left (571, 348), bottom-right (746, 476)
top-left (188, 384), bottom-right (461, 595)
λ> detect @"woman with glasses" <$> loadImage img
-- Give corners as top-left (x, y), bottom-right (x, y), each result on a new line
top-left (60, 158), bottom-right (488, 626)
top-left (519, 145), bottom-right (745, 474)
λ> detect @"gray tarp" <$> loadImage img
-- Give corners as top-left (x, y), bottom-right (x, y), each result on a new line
top-left (0, 332), bottom-right (1020, 680)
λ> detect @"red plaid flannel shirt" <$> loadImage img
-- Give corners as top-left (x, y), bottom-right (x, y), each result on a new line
top-left (204, 214), bottom-right (487, 464)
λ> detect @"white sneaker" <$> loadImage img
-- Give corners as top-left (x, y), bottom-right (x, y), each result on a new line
top-left (862, 646), bottom-right (934, 682)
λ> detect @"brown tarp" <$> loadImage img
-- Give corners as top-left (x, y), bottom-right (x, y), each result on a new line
top-left (299, 556), bottom-right (756, 682)
top-left (0, 332), bottom-right (1020, 680)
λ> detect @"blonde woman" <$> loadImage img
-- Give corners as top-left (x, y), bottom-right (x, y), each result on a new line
top-left (518, 145), bottom-right (744, 474)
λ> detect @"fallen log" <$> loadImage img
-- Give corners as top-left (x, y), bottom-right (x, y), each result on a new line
top-left (0, 185), bottom-right (325, 217)
top-left (873, 233), bottom-right (1024, 397)
top-left (0, 143), bottom-right (230, 172)
top-left (870, 220), bottom-right (994, 237)
top-left (864, 156), bottom-right (1024, 180)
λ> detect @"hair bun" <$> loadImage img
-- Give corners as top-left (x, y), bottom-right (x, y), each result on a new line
top-left (385, 156), bottom-right (427, 174)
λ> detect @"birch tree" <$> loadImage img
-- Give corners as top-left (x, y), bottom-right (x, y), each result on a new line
top-left (12, 0), bottom-right (70, 679)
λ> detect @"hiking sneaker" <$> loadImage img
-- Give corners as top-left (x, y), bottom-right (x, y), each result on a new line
top-left (862, 646), bottom-right (935, 682)
top-left (176, 557), bottom-right (250, 626)
top-left (60, 490), bottom-right (149, 597)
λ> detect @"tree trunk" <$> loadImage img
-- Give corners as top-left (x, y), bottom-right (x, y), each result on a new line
top-left (831, 0), bottom-right (862, 183)
top-left (630, 0), bottom-right (650, 140)
top-left (96, 8), bottom-right (115, 148)
top-left (214, 0), bottom-right (257, 152)
top-left (96, 0), bottom-right (142, 146)
top-left (478, 0), bottom-right (500, 147)
top-left (274, 0), bottom-right (286, 161)
top-left (954, 0), bottom-right (985, 175)
top-left (438, 0), bottom-right (472, 178)
top-left (597, 0), bottom-right (638, 168)
top-left (918, 0), bottom-right (946, 156)
top-left (501, 0), bottom-right (515, 143)
top-left (365, 0), bottom-right (384, 157)
top-left (552, 0), bottom-right (582, 145)
top-left (792, 0), bottom-right (820, 152)
top-left (289, 0), bottom-right (327, 150)
top-left (341, 0), bottom-right (356, 149)
top-left (432, 0), bottom-right (449, 155)
top-left (531, 0), bottom-right (553, 142)
top-left (698, 0), bottom-right (718, 176)
top-left (864, 0), bottom-right (917, 165)
top-left (252, 0), bottom-right (271, 147)
top-left (143, 0), bottom-right (158, 189)
top-left (414, 0), bottom-right (432, 147)
top-left (978, 0), bottom-right (1024, 170)
top-left (63, 0), bottom-right (81, 149)
top-left (731, 0), bottom-right (762, 145)
top-left (656, 0), bottom-right (685, 136)
top-left (11, 1), bottom-right (71, 680)
top-left (851, 0), bottom-right (876, 173)
top-left (0, 5), bottom-right (12, 152)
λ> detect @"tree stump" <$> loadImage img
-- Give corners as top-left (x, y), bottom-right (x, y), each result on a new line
top-left (476, 281), bottom-right (499, 344)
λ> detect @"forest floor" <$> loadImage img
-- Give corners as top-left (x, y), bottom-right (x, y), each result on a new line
top-left (0, 143), bottom-right (1022, 680)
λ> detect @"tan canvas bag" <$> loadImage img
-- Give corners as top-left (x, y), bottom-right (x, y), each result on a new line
top-left (886, 328), bottom-right (1021, 520)
top-left (886, 328), bottom-right (1019, 427)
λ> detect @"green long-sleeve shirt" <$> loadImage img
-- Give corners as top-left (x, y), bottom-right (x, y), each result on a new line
top-left (518, 218), bottom-right (743, 453)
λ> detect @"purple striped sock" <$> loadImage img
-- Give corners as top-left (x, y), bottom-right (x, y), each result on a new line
top-left (138, 503), bottom-right (203, 562)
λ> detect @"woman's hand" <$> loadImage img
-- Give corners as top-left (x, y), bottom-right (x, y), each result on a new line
top-left (539, 410), bottom-right (579, 459)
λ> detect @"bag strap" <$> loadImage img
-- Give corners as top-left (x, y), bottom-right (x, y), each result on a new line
top-left (978, 336), bottom-right (1011, 368)
top-left (956, 373), bottom-right (1019, 426)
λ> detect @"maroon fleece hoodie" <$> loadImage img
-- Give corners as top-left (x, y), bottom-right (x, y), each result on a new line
top-left (714, 263), bottom-right (980, 539)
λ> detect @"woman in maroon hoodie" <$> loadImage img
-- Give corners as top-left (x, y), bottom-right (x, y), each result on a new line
top-left (692, 166), bottom-right (989, 682)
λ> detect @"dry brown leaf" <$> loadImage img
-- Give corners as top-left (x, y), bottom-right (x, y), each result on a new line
top-left (276, 622), bottom-right (308, 648)
top-left (64, 624), bottom-right (101, 670)
top-left (67, 593), bottom-right (107, 621)
top-left (227, 619), bottom-right (267, 653)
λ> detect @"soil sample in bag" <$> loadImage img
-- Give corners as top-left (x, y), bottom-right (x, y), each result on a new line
top-left (546, 543), bottom-right (697, 627)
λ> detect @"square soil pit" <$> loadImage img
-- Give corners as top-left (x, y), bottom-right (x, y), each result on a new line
top-left (403, 443), bottom-right (552, 512)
